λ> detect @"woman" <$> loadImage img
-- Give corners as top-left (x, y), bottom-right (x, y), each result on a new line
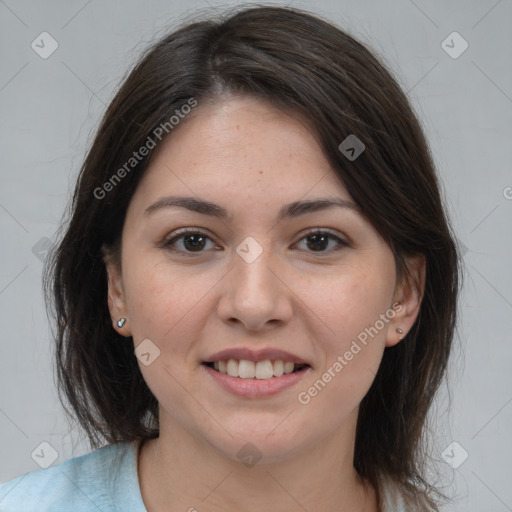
top-left (0, 5), bottom-right (460, 511)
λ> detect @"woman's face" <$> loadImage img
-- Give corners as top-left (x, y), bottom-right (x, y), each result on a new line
top-left (106, 95), bottom-right (419, 463)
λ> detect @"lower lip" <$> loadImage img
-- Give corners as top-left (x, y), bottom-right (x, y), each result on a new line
top-left (202, 364), bottom-right (311, 398)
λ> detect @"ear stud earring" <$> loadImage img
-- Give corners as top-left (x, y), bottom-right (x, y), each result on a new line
top-left (396, 328), bottom-right (403, 334)
top-left (116, 318), bottom-right (126, 328)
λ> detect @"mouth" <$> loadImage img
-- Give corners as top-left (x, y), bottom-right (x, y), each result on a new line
top-left (201, 347), bottom-right (312, 397)
top-left (202, 359), bottom-right (310, 380)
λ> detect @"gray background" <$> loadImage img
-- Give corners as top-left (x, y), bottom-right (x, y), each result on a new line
top-left (1, 0), bottom-right (511, 510)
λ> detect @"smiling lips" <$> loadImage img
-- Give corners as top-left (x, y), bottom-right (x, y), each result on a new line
top-left (204, 347), bottom-right (310, 379)
top-left (207, 359), bottom-right (307, 379)
top-left (202, 347), bottom-right (311, 397)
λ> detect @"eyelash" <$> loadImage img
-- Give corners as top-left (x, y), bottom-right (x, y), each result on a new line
top-left (161, 228), bottom-right (349, 256)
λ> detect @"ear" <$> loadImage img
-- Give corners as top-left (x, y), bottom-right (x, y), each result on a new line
top-left (102, 244), bottom-right (131, 337)
top-left (385, 254), bottom-right (426, 347)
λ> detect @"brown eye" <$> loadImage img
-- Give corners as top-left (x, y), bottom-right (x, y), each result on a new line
top-left (181, 233), bottom-right (207, 251)
top-left (163, 230), bottom-right (217, 254)
top-left (296, 230), bottom-right (348, 253)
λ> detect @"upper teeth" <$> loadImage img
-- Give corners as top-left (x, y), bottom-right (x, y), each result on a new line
top-left (213, 359), bottom-right (299, 379)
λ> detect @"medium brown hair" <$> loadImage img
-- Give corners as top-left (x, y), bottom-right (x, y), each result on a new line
top-left (44, 5), bottom-right (461, 510)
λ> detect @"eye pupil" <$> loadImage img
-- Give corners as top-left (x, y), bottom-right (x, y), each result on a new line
top-left (184, 234), bottom-right (206, 251)
top-left (307, 234), bottom-right (328, 251)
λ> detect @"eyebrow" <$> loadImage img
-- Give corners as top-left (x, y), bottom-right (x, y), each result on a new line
top-left (144, 195), bottom-right (360, 222)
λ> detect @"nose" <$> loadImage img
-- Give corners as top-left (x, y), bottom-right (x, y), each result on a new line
top-left (217, 240), bottom-right (293, 332)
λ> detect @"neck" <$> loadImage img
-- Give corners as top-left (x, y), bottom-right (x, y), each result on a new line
top-left (137, 411), bottom-right (378, 512)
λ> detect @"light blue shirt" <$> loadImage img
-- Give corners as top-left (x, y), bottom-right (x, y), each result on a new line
top-left (0, 440), bottom-right (406, 511)
top-left (0, 441), bottom-right (146, 512)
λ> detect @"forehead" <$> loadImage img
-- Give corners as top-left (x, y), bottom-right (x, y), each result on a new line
top-left (128, 95), bottom-right (352, 217)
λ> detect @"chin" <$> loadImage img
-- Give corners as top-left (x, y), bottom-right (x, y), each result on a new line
top-left (201, 419), bottom-right (315, 467)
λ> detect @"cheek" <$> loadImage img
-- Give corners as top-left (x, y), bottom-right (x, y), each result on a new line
top-left (305, 259), bottom-right (395, 346)
top-left (122, 255), bottom-right (218, 344)
top-left (122, 258), bottom-right (219, 422)
top-left (297, 258), bottom-right (395, 403)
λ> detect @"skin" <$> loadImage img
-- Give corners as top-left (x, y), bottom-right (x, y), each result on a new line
top-left (104, 95), bottom-right (425, 512)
